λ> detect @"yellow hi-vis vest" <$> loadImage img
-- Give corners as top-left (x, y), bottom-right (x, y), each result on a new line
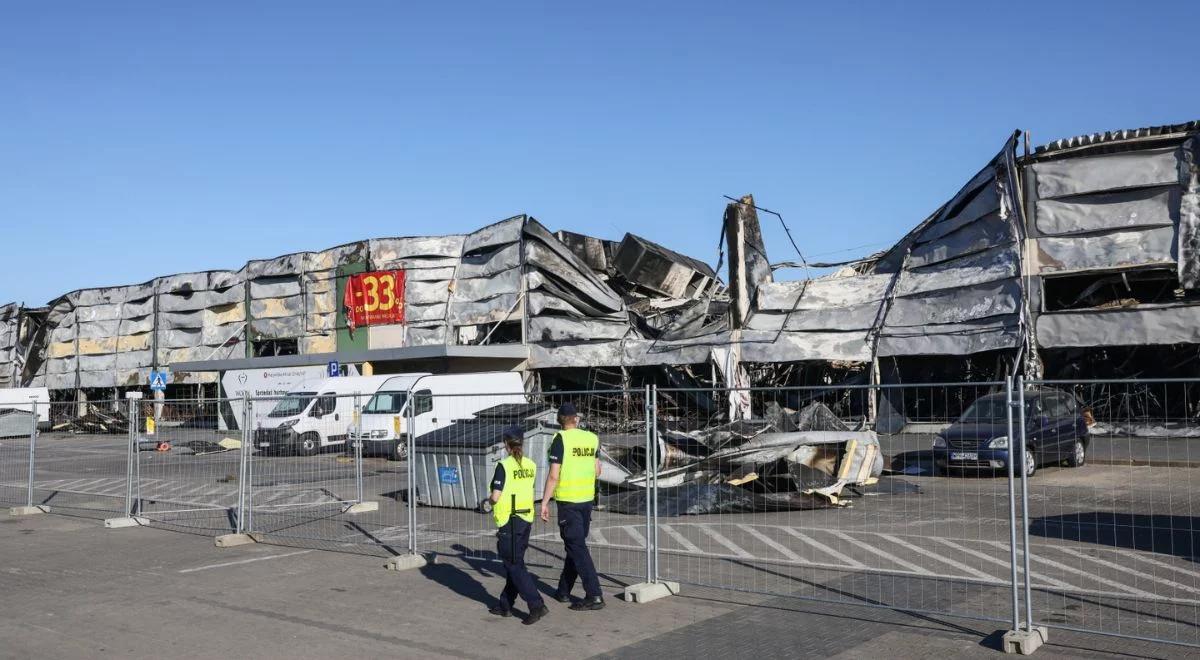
top-left (493, 456), bottom-right (536, 527)
top-left (553, 428), bottom-right (599, 503)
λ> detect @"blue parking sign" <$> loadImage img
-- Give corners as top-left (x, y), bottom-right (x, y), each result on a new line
top-left (327, 361), bottom-right (340, 377)
top-left (438, 466), bottom-right (460, 485)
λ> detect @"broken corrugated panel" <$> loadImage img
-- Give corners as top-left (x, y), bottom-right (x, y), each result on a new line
top-left (1037, 305), bottom-right (1200, 348)
top-left (1177, 137), bottom-right (1200, 290)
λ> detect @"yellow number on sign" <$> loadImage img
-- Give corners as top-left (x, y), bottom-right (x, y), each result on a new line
top-left (378, 273), bottom-right (395, 311)
top-left (363, 275), bottom-right (380, 312)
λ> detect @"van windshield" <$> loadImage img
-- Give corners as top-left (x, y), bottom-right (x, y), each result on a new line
top-left (364, 391), bottom-right (407, 414)
top-left (267, 392), bottom-right (317, 418)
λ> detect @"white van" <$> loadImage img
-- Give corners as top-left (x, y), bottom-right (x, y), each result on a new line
top-left (0, 387), bottom-right (51, 430)
top-left (355, 372), bottom-right (526, 460)
top-left (254, 375), bottom-right (394, 455)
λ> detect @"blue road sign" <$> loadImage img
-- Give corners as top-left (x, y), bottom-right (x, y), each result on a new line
top-left (149, 370), bottom-right (168, 391)
top-left (438, 466), bottom-right (460, 485)
top-left (327, 361), bottom-right (340, 377)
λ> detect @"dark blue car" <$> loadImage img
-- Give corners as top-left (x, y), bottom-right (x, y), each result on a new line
top-left (932, 388), bottom-right (1089, 477)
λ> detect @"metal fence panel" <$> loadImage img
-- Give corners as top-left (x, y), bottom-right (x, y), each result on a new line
top-left (1021, 378), bottom-right (1200, 648)
top-left (130, 397), bottom-right (242, 535)
top-left (20, 399), bottom-right (133, 519)
top-left (409, 389), bottom-right (652, 586)
top-left (651, 383), bottom-right (1020, 625)
top-left (241, 392), bottom-right (403, 554)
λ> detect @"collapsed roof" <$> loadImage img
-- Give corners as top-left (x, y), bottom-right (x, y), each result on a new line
top-left (2, 117), bottom-right (1200, 391)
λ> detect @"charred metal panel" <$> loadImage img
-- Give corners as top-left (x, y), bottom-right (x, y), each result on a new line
top-left (1036, 187), bottom-right (1176, 236)
top-left (1037, 305), bottom-right (1200, 348)
top-left (1032, 146), bottom-right (1179, 199)
top-left (1037, 226), bottom-right (1176, 273)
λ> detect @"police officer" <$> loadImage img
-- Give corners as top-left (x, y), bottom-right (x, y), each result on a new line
top-left (539, 402), bottom-right (604, 611)
top-left (487, 426), bottom-right (549, 625)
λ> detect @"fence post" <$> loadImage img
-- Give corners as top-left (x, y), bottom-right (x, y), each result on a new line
top-left (1004, 376), bottom-right (1021, 632)
top-left (385, 398), bottom-right (427, 570)
top-left (105, 392), bottom-right (144, 528)
top-left (651, 384), bottom-right (660, 584)
top-left (236, 395), bottom-right (250, 534)
top-left (644, 384), bottom-right (653, 584)
top-left (9, 397), bottom-right (48, 516)
top-left (621, 384), bottom-right (677, 603)
top-left (355, 393), bottom-right (364, 504)
top-left (1002, 375), bottom-right (1048, 653)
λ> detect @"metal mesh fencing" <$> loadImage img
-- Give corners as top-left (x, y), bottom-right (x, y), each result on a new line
top-left (23, 399), bottom-right (134, 519)
top-left (0, 399), bottom-right (39, 508)
top-left (408, 389), bottom-right (651, 586)
top-left (131, 397), bottom-right (241, 534)
top-left (1020, 378), bottom-right (1200, 648)
top-left (242, 393), bottom-right (400, 553)
top-left (650, 383), bottom-right (1022, 625)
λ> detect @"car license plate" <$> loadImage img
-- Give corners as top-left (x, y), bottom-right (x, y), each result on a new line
top-left (259, 442), bottom-right (271, 448)
top-left (950, 451), bottom-right (978, 461)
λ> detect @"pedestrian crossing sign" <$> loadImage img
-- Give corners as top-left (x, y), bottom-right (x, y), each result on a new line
top-left (149, 370), bottom-right (168, 391)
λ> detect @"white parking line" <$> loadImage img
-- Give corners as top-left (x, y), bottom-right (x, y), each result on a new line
top-left (981, 540), bottom-right (1156, 598)
top-left (591, 529), bottom-right (609, 545)
top-left (1055, 546), bottom-right (1200, 596)
top-left (880, 534), bottom-right (997, 581)
top-left (931, 538), bottom-right (1075, 590)
top-left (660, 524), bottom-right (702, 554)
top-left (737, 524), bottom-right (802, 562)
top-left (697, 524), bottom-right (753, 558)
top-left (1117, 549), bottom-right (1200, 582)
top-left (781, 527), bottom-right (866, 569)
top-left (178, 550), bottom-right (313, 573)
top-left (831, 531), bottom-right (931, 574)
top-left (622, 525), bottom-right (648, 549)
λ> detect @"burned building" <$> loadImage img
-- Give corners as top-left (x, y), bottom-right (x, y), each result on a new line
top-left (1, 119), bottom-right (1199, 425)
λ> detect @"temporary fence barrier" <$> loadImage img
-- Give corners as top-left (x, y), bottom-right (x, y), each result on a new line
top-left (1018, 378), bottom-right (1200, 648)
top-left (11, 378), bottom-right (1200, 653)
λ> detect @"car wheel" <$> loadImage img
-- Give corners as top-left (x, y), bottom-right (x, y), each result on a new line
top-left (1023, 445), bottom-right (1037, 478)
top-left (297, 433), bottom-right (320, 456)
top-left (388, 440), bottom-right (407, 461)
top-left (1065, 439), bottom-right (1086, 468)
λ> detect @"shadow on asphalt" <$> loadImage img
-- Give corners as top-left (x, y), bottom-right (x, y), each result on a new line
top-left (1031, 513), bottom-right (1200, 562)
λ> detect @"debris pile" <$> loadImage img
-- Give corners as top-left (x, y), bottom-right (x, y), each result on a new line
top-left (51, 404), bottom-right (130, 434)
top-left (600, 402), bottom-right (890, 516)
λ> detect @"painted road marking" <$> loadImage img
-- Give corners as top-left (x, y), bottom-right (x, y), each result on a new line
top-left (1055, 546), bottom-right (1200, 596)
top-left (831, 531), bottom-right (930, 574)
top-left (738, 524), bottom-right (802, 562)
top-left (622, 525), bottom-right (648, 549)
top-left (981, 540), bottom-right (1156, 599)
top-left (179, 550), bottom-right (314, 573)
top-left (697, 524), bottom-right (753, 558)
top-left (781, 527), bottom-right (866, 569)
top-left (660, 524), bottom-right (702, 554)
top-left (931, 538), bottom-right (1074, 590)
top-left (879, 534), bottom-right (997, 581)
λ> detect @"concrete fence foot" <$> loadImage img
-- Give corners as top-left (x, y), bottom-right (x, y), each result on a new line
top-left (9, 505), bottom-right (49, 516)
top-left (345, 501), bottom-right (379, 514)
top-left (384, 553), bottom-right (431, 571)
top-left (104, 516), bottom-right (148, 529)
top-left (214, 533), bottom-right (257, 548)
top-left (1003, 627), bottom-right (1048, 655)
top-left (623, 581), bottom-right (680, 604)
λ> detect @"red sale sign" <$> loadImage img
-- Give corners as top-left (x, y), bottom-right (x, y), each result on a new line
top-left (343, 270), bottom-right (405, 329)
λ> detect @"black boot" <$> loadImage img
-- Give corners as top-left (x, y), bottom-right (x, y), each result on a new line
top-left (488, 604), bottom-right (512, 617)
top-left (551, 592), bottom-right (572, 603)
top-left (523, 605), bottom-right (549, 625)
top-left (569, 595), bottom-right (605, 611)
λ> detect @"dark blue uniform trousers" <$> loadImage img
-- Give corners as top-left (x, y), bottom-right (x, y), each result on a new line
top-left (556, 501), bottom-right (602, 599)
top-left (497, 517), bottom-right (544, 610)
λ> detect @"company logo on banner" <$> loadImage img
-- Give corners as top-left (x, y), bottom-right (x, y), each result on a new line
top-left (343, 270), bottom-right (405, 332)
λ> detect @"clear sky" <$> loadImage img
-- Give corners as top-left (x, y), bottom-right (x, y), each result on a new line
top-left (2, 1), bottom-right (1196, 305)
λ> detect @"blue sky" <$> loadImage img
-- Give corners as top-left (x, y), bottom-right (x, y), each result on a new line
top-left (2, 1), bottom-right (1196, 305)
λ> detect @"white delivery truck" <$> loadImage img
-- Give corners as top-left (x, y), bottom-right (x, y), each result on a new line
top-left (0, 387), bottom-right (51, 431)
top-left (355, 372), bottom-right (527, 460)
top-left (253, 375), bottom-right (393, 455)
